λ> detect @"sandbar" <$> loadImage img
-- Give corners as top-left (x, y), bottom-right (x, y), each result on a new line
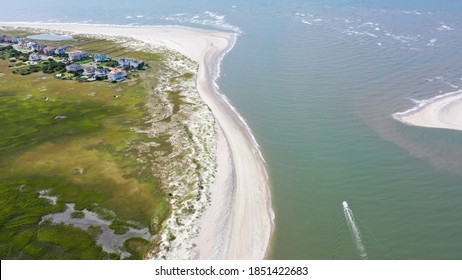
top-left (394, 90), bottom-right (462, 131)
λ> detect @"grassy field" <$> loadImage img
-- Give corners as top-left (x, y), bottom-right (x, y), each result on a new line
top-left (0, 33), bottom-right (176, 259)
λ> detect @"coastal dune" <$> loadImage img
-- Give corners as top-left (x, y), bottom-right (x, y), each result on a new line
top-left (395, 90), bottom-right (462, 131)
top-left (2, 23), bottom-right (273, 259)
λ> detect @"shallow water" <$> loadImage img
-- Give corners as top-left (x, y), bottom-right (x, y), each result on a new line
top-left (41, 203), bottom-right (151, 258)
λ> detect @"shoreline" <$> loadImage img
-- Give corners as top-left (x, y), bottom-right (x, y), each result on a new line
top-left (394, 89), bottom-right (462, 131)
top-left (1, 22), bottom-right (274, 259)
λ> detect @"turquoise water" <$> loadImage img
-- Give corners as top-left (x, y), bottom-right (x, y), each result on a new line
top-left (3, 0), bottom-right (462, 259)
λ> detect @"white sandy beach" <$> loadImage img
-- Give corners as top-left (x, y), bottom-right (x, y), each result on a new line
top-left (1, 22), bottom-right (273, 259)
top-left (395, 90), bottom-right (462, 131)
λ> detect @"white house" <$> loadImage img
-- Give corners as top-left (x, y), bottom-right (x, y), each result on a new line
top-left (118, 58), bottom-right (144, 69)
top-left (66, 64), bottom-right (83, 73)
top-left (29, 53), bottom-right (42, 63)
top-left (27, 42), bottom-right (40, 51)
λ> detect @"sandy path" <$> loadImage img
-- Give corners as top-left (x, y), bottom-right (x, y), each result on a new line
top-left (1, 22), bottom-right (273, 259)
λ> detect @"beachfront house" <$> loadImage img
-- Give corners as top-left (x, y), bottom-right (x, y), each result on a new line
top-left (66, 64), bottom-right (83, 73)
top-left (95, 67), bottom-right (109, 79)
top-left (17, 38), bottom-right (26, 46)
top-left (3, 37), bottom-right (20, 44)
top-left (26, 41), bottom-right (40, 51)
top-left (94, 54), bottom-right (109, 62)
top-left (55, 47), bottom-right (67, 56)
top-left (18, 38), bottom-right (30, 48)
top-left (68, 50), bottom-right (89, 62)
top-left (83, 66), bottom-right (96, 76)
top-left (29, 53), bottom-right (42, 64)
top-left (118, 58), bottom-right (144, 70)
top-left (42, 46), bottom-right (57, 56)
top-left (108, 69), bottom-right (126, 82)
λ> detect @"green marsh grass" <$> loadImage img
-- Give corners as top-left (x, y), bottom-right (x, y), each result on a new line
top-left (0, 34), bottom-right (173, 259)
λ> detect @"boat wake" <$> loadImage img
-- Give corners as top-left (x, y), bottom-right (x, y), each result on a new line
top-left (342, 201), bottom-right (368, 259)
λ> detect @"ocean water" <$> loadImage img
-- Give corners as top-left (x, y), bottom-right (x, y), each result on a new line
top-left (3, 0), bottom-right (462, 259)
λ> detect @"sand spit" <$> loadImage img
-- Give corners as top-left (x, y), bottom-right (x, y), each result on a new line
top-left (394, 90), bottom-right (462, 131)
top-left (1, 22), bottom-right (273, 259)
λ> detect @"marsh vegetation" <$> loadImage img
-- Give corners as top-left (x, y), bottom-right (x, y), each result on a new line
top-left (0, 31), bottom-right (203, 259)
